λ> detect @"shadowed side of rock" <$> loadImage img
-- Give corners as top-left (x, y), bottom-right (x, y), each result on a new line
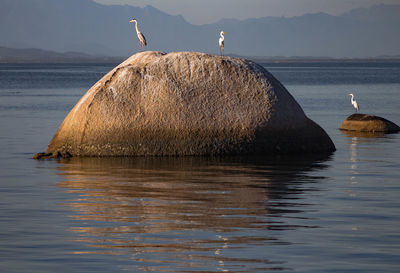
top-left (34, 51), bottom-right (335, 158)
top-left (340, 113), bottom-right (400, 133)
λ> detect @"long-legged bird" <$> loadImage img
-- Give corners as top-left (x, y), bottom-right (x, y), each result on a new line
top-left (219, 31), bottom-right (227, 56)
top-left (129, 18), bottom-right (147, 50)
top-left (348, 93), bottom-right (359, 112)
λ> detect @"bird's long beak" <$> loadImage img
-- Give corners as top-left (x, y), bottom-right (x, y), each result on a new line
top-left (129, 19), bottom-right (135, 23)
top-left (224, 32), bottom-right (227, 34)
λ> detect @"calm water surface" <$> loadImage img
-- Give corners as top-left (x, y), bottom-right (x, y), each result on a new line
top-left (0, 62), bottom-right (400, 272)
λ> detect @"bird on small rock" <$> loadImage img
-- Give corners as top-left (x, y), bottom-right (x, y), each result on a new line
top-left (348, 93), bottom-right (359, 112)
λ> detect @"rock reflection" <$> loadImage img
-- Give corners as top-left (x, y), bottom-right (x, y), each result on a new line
top-left (57, 156), bottom-right (329, 272)
top-left (340, 130), bottom-right (386, 140)
top-left (341, 130), bottom-right (385, 175)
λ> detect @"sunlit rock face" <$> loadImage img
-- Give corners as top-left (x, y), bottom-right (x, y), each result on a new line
top-left (340, 113), bottom-right (400, 133)
top-left (36, 51), bottom-right (335, 158)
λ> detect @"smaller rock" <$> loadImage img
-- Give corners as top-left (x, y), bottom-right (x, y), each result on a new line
top-left (340, 113), bottom-right (400, 133)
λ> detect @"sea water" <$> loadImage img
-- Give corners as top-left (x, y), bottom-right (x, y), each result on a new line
top-left (0, 62), bottom-right (400, 273)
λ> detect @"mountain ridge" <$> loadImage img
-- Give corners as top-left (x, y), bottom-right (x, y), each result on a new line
top-left (0, 46), bottom-right (122, 63)
top-left (1, 0), bottom-right (399, 57)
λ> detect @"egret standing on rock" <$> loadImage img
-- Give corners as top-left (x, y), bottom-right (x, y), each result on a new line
top-left (129, 18), bottom-right (147, 50)
top-left (348, 93), bottom-right (359, 112)
top-left (219, 31), bottom-right (226, 56)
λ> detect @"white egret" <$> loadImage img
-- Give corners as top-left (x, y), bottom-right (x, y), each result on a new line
top-left (129, 18), bottom-right (147, 50)
top-left (219, 31), bottom-right (227, 56)
top-left (348, 93), bottom-right (359, 112)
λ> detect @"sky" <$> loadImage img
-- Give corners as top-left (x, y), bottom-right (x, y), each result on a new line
top-left (94, 0), bottom-right (399, 25)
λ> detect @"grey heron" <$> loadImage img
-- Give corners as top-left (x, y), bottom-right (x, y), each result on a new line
top-left (219, 31), bottom-right (227, 56)
top-left (348, 93), bottom-right (359, 112)
top-left (129, 18), bottom-right (147, 50)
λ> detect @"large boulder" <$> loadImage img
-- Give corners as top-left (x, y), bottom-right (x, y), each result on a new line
top-left (35, 51), bottom-right (335, 158)
top-left (340, 113), bottom-right (400, 133)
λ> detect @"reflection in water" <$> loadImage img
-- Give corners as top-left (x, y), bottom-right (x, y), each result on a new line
top-left (57, 156), bottom-right (330, 272)
top-left (340, 130), bottom-right (386, 140)
top-left (341, 130), bottom-right (386, 180)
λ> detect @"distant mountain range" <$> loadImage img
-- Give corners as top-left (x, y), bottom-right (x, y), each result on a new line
top-left (1, 0), bottom-right (400, 58)
top-left (0, 46), bottom-right (120, 63)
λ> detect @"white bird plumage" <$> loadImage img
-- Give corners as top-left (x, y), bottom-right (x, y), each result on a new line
top-left (348, 93), bottom-right (359, 112)
top-left (129, 18), bottom-right (147, 50)
top-left (219, 31), bottom-right (226, 56)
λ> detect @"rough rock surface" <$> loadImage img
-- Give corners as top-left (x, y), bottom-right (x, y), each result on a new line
top-left (340, 113), bottom-right (400, 133)
top-left (35, 51), bottom-right (335, 158)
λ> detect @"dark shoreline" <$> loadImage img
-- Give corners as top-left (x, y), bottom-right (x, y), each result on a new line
top-left (2, 57), bottom-right (400, 65)
top-left (251, 57), bottom-right (400, 65)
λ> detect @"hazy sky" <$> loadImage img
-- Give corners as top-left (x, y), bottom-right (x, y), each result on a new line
top-left (94, 0), bottom-right (399, 25)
